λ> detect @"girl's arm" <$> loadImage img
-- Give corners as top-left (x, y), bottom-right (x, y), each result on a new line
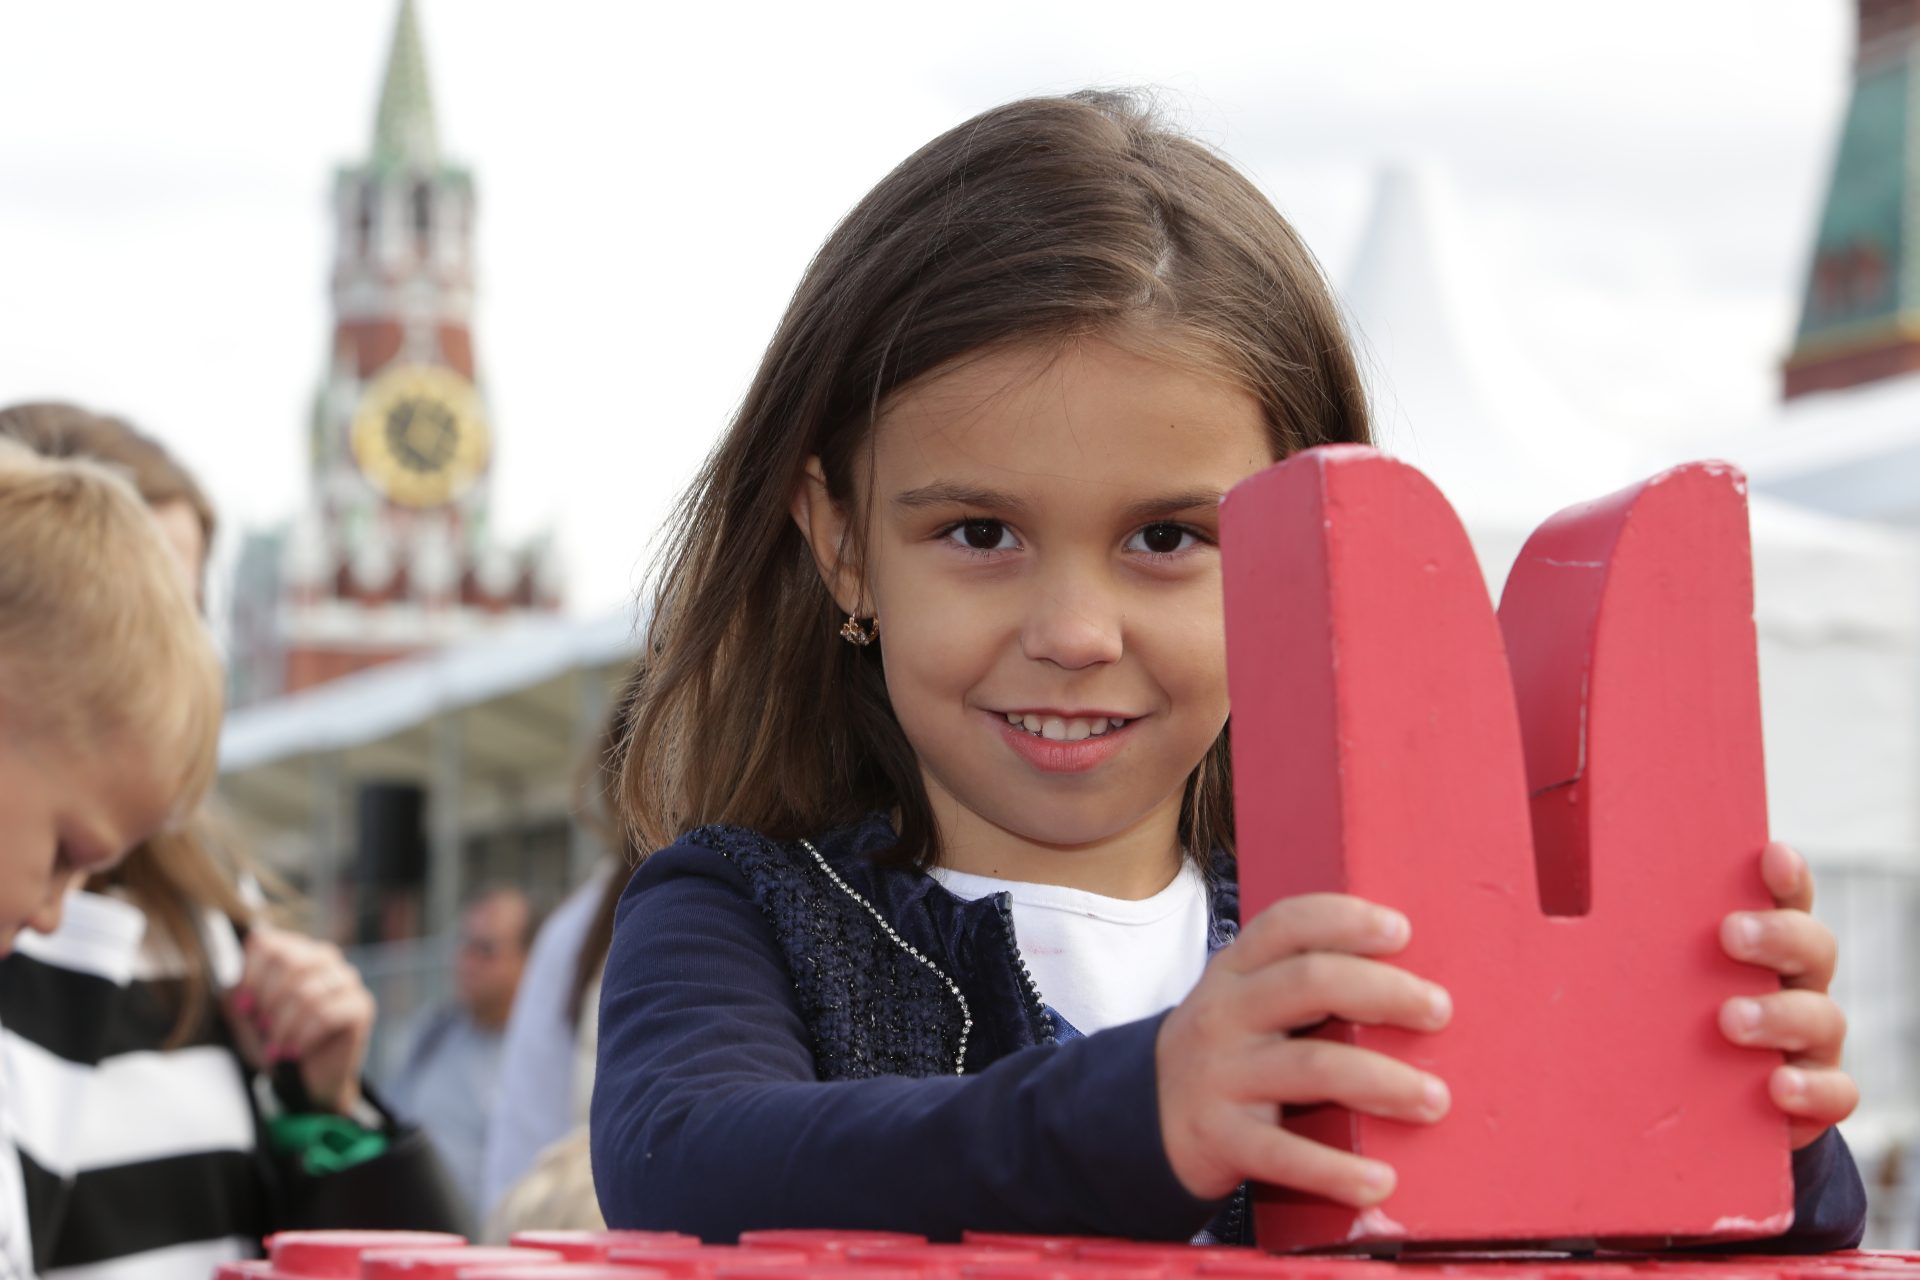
top-left (1775, 1128), bottom-right (1865, 1252)
top-left (589, 841), bottom-right (1221, 1242)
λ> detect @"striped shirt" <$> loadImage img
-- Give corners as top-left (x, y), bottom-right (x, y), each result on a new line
top-left (0, 891), bottom-right (264, 1279)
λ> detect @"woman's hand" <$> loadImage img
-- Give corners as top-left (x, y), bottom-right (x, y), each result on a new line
top-left (1718, 840), bottom-right (1858, 1149)
top-left (1155, 894), bottom-right (1452, 1206)
top-left (227, 923), bottom-right (376, 1117)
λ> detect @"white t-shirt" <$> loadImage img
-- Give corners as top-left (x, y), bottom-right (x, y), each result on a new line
top-left (928, 860), bottom-right (1210, 1037)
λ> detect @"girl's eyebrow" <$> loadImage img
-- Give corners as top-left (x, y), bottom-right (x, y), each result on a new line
top-left (890, 481), bottom-right (1031, 514)
top-left (1118, 490), bottom-right (1227, 524)
top-left (890, 482), bottom-right (1226, 522)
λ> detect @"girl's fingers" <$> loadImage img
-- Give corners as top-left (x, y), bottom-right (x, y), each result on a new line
top-left (1231, 1035), bottom-right (1450, 1125)
top-left (1721, 908), bottom-right (1837, 991)
top-left (1773, 1064), bottom-right (1860, 1142)
top-left (1220, 894), bottom-right (1410, 976)
top-left (280, 987), bottom-right (375, 1063)
top-left (1212, 1115), bottom-right (1396, 1209)
top-left (261, 964), bottom-right (349, 1052)
top-left (1720, 988), bottom-right (1847, 1064)
top-left (243, 934), bottom-right (312, 1013)
top-left (1237, 951), bottom-right (1451, 1036)
top-left (1760, 841), bottom-right (1813, 913)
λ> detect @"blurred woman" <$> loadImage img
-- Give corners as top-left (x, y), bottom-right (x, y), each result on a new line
top-left (481, 670), bottom-right (639, 1234)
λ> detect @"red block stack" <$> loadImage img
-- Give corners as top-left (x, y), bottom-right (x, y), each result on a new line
top-left (212, 1229), bottom-right (1920, 1280)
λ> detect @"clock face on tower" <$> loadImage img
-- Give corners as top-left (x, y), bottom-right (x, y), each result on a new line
top-left (349, 364), bottom-right (491, 509)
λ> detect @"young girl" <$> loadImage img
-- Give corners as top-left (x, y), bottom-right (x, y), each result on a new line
top-left (589, 92), bottom-right (1863, 1248)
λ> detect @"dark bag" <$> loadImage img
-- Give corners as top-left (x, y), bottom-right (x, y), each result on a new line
top-left (256, 1066), bottom-right (473, 1237)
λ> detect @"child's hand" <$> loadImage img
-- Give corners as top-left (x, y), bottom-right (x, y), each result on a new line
top-left (1155, 894), bottom-right (1451, 1206)
top-left (1719, 840), bottom-right (1858, 1149)
top-left (227, 923), bottom-right (376, 1117)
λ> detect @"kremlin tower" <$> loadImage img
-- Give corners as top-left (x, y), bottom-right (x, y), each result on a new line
top-left (230, 0), bottom-right (561, 703)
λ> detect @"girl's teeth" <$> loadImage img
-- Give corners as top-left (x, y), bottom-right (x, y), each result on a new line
top-left (1002, 713), bottom-right (1132, 738)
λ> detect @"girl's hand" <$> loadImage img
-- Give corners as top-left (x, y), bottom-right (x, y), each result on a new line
top-left (1718, 840), bottom-right (1858, 1149)
top-left (1155, 894), bottom-right (1452, 1206)
top-left (227, 923), bottom-right (376, 1117)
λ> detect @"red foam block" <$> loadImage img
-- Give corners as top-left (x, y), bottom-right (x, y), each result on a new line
top-left (959, 1264), bottom-right (1167, 1280)
top-left (213, 1263), bottom-right (280, 1280)
top-left (360, 1246), bottom-right (566, 1279)
top-left (1222, 448), bottom-right (1789, 1249)
top-left (606, 1247), bottom-right (812, 1277)
top-left (961, 1236), bottom-right (1110, 1259)
top-left (266, 1230), bottom-right (468, 1277)
top-left (511, 1232), bottom-right (701, 1263)
top-left (738, 1233), bottom-right (927, 1260)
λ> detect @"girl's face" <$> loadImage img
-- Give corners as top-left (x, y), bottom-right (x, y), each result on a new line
top-left (0, 728), bottom-right (170, 950)
top-left (799, 338), bottom-right (1273, 888)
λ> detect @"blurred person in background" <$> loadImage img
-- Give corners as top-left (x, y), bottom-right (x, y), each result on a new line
top-left (0, 402), bottom-right (466, 1280)
top-left (481, 672), bottom-right (641, 1233)
top-left (388, 883), bottom-right (534, 1220)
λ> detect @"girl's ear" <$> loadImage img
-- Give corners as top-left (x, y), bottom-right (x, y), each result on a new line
top-left (790, 456), bottom-right (864, 616)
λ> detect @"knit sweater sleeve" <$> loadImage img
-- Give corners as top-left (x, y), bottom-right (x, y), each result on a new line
top-left (589, 839), bottom-right (1222, 1242)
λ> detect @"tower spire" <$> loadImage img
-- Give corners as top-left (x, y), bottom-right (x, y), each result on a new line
top-left (1782, 0), bottom-right (1920, 398)
top-left (371, 0), bottom-right (439, 170)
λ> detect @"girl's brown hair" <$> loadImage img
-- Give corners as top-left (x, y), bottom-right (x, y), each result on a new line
top-left (0, 402), bottom-right (251, 1047)
top-left (620, 90), bottom-right (1370, 869)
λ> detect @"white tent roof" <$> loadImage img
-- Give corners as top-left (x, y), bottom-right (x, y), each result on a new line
top-left (221, 609), bottom-right (638, 773)
top-left (215, 609), bottom-right (639, 838)
top-left (1341, 162), bottom-right (1636, 528)
top-left (1714, 370), bottom-right (1920, 526)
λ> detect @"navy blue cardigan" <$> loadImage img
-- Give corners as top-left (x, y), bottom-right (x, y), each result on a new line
top-left (590, 813), bottom-right (1864, 1248)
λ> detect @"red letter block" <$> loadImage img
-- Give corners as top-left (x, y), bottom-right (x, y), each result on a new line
top-left (1222, 446), bottom-right (1789, 1250)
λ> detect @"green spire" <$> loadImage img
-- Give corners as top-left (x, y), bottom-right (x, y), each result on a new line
top-left (370, 0), bottom-right (438, 170)
top-left (1782, 14), bottom-right (1920, 398)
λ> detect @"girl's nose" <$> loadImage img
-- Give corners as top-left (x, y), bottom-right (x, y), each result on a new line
top-left (1020, 576), bottom-right (1124, 670)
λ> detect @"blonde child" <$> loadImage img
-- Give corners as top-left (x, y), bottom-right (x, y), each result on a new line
top-left (0, 405), bottom-right (468, 1277)
top-left (589, 92), bottom-right (1861, 1247)
top-left (0, 439), bottom-right (222, 948)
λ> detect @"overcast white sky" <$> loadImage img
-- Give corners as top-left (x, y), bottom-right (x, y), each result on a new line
top-left (0, 2), bottom-right (1852, 617)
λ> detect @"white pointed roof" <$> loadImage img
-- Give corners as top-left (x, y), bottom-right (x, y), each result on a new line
top-left (1338, 163), bottom-right (1918, 608)
top-left (1339, 162), bottom-right (1633, 527)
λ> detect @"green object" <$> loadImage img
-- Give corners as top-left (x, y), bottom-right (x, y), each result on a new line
top-left (267, 1112), bottom-right (391, 1177)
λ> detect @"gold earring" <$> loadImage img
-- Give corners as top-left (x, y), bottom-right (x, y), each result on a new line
top-left (839, 614), bottom-right (879, 646)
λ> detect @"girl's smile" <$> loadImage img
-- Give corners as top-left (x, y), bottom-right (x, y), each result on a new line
top-left (991, 708), bottom-right (1141, 774)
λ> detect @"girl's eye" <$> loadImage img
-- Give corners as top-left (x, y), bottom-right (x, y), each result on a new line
top-left (1127, 522), bottom-right (1199, 555)
top-left (944, 519), bottom-right (1017, 552)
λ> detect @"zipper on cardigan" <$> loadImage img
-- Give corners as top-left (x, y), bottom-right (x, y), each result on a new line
top-left (988, 893), bottom-right (1054, 1044)
top-left (798, 838), bottom-right (974, 1075)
